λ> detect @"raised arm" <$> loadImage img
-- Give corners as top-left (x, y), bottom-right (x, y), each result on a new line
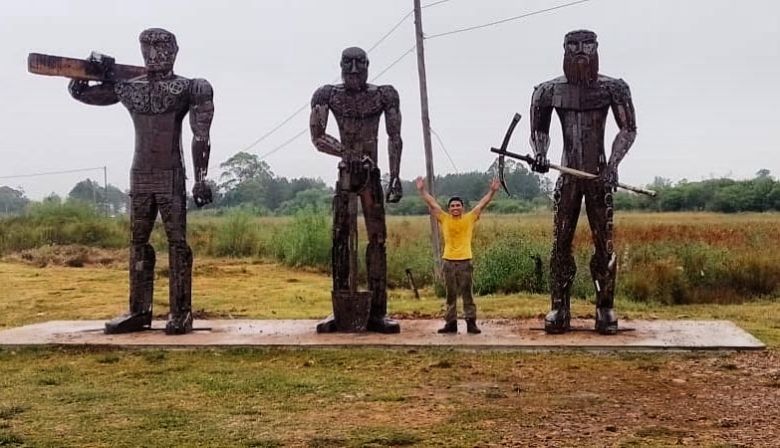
top-left (309, 85), bottom-right (343, 157)
top-left (471, 178), bottom-right (500, 217)
top-left (189, 78), bottom-right (215, 207)
top-left (415, 176), bottom-right (443, 217)
top-left (529, 82), bottom-right (554, 173)
top-left (603, 79), bottom-right (638, 188)
top-left (381, 85), bottom-right (403, 203)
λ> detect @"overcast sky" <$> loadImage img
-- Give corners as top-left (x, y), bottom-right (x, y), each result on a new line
top-left (1, 0), bottom-right (778, 199)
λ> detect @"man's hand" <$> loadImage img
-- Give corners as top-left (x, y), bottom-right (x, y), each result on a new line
top-left (386, 176), bottom-right (403, 203)
top-left (415, 176), bottom-right (426, 193)
top-left (192, 180), bottom-right (213, 208)
top-left (531, 153), bottom-right (550, 173)
top-left (489, 177), bottom-right (500, 193)
top-left (600, 163), bottom-right (619, 191)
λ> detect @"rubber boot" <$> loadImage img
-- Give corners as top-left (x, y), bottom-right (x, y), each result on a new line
top-left (465, 318), bottom-right (481, 334)
top-left (437, 321), bottom-right (457, 334)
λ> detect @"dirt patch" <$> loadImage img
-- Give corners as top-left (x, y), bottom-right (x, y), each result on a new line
top-left (6, 245), bottom-right (125, 268)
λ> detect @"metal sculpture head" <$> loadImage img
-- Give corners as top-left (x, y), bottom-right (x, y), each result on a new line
top-left (563, 29), bottom-right (598, 85)
top-left (341, 47), bottom-right (369, 92)
top-left (139, 28), bottom-right (178, 74)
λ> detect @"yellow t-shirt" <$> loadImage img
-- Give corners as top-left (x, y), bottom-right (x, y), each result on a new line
top-left (437, 211), bottom-right (478, 260)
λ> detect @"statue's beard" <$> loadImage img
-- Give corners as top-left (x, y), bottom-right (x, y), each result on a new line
top-left (563, 53), bottom-right (599, 85)
top-left (343, 72), bottom-right (368, 91)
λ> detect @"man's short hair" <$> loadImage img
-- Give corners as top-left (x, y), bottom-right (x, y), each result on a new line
top-left (447, 196), bottom-right (464, 207)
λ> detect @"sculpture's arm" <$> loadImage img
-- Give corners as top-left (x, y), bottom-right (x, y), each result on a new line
top-left (189, 78), bottom-right (215, 207)
top-left (608, 79), bottom-right (638, 169)
top-left (68, 79), bottom-right (119, 106)
top-left (309, 85), bottom-right (343, 157)
top-left (381, 85), bottom-right (403, 203)
top-left (189, 78), bottom-right (214, 183)
top-left (529, 83), bottom-right (554, 173)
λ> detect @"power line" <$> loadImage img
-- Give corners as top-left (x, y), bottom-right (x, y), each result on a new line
top-left (258, 129), bottom-right (308, 161)
top-left (426, 0), bottom-right (592, 40)
top-left (0, 166), bottom-right (105, 180)
top-left (430, 126), bottom-right (458, 173)
top-left (422, 0), bottom-right (455, 9)
top-left (370, 45), bottom-right (417, 82)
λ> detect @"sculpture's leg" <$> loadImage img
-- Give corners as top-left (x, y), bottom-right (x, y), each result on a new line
top-left (105, 194), bottom-right (156, 334)
top-left (158, 185), bottom-right (193, 335)
top-left (361, 168), bottom-right (399, 334)
top-left (317, 181), bottom-right (350, 333)
top-left (585, 181), bottom-right (618, 334)
top-left (547, 175), bottom-right (582, 334)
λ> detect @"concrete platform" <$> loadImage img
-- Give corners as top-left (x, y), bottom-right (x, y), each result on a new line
top-left (0, 319), bottom-right (765, 350)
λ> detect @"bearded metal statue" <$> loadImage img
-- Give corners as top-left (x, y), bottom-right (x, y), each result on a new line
top-left (529, 30), bottom-right (637, 334)
top-left (67, 28), bottom-right (214, 335)
top-left (310, 47), bottom-right (403, 333)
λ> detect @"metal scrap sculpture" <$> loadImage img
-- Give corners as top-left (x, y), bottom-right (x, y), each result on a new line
top-left (310, 47), bottom-right (403, 333)
top-left (528, 30), bottom-right (638, 334)
top-left (29, 28), bottom-right (214, 335)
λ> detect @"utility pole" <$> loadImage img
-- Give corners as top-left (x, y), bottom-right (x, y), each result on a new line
top-left (413, 0), bottom-right (442, 275)
top-left (103, 165), bottom-right (109, 217)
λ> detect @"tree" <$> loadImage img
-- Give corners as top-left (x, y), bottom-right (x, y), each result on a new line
top-left (218, 152), bottom-right (273, 191)
top-left (0, 186), bottom-right (29, 215)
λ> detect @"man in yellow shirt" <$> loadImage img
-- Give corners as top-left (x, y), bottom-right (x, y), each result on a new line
top-left (416, 177), bottom-right (500, 334)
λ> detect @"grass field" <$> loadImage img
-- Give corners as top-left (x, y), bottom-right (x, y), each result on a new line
top-left (1, 212), bottom-right (779, 446)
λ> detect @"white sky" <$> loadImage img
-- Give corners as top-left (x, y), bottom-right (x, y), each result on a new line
top-left (1, 0), bottom-right (778, 199)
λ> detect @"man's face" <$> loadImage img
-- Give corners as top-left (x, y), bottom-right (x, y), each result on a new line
top-left (140, 29), bottom-right (178, 73)
top-left (341, 47), bottom-right (369, 91)
top-left (448, 200), bottom-right (464, 217)
top-left (563, 30), bottom-right (599, 85)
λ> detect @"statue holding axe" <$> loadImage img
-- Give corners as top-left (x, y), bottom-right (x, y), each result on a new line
top-left (29, 28), bottom-right (214, 335)
top-left (494, 30), bottom-right (641, 335)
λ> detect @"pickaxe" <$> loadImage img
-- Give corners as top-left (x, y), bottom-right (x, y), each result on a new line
top-left (491, 114), bottom-right (656, 197)
top-left (494, 113), bottom-right (522, 196)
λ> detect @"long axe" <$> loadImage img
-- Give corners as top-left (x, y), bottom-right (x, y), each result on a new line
top-left (491, 114), bottom-right (656, 197)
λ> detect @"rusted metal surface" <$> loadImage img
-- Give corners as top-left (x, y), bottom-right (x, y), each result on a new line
top-left (31, 29), bottom-right (213, 335)
top-left (529, 30), bottom-right (638, 335)
top-left (310, 47), bottom-right (403, 333)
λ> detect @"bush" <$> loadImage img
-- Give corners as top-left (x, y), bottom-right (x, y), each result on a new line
top-left (472, 238), bottom-right (547, 295)
top-left (269, 208), bottom-right (331, 269)
top-left (213, 211), bottom-right (260, 257)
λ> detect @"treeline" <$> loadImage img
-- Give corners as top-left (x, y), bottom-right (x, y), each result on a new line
top-left (616, 170), bottom-right (780, 213)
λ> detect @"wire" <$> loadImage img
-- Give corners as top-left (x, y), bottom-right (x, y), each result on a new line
top-left (0, 166), bottom-right (105, 180)
top-left (370, 45), bottom-right (417, 82)
top-left (426, 0), bottom-right (592, 40)
top-left (258, 129), bottom-right (308, 161)
top-left (430, 126), bottom-right (458, 173)
top-left (367, 11), bottom-right (414, 54)
top-left (422, 0), bottom-right (454, 8)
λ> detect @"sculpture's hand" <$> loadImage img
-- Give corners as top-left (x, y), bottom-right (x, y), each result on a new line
top-left (386, 176), bottom-right (403, 203)
top-left (192, 180), bottom-right (213, 208)
top-left (530, 153), bottom-right (550, 173)
top-left (600, 163), bottom-right (619, 191)
top-left (68, 79), bottom-right (89, 96)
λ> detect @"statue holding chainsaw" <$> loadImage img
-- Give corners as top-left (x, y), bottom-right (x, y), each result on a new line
top-left (531, 29), bottom-right (637, 334)
top-left (310, 47), bottom-right (403, 333)
top-left (29, 28), bottom-right (214, 334)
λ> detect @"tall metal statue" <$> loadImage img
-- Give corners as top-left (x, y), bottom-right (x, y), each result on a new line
top-left (310, 47), bottom-right (403, 333)
top-left (30, 28), bottom-right (214, 335)
top-left (529, 30), bottom-right (637, 335)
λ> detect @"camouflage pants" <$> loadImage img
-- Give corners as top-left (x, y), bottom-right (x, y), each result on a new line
top-left (443, 259), bottom-right (476, 322)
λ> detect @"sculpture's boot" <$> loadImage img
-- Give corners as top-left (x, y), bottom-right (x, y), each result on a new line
top-left (465, 318), bottom-right (482, 335)
top-left (106, 244), bottom-right (154, 334)
top-left (593, 253), bottom-right (618, 335)
top-left (165, 241), bottom-right (193, 335)
top-left (546, 249), bottom-right (575, 334)
top-left (437, 320), bottom-right (457, 334)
